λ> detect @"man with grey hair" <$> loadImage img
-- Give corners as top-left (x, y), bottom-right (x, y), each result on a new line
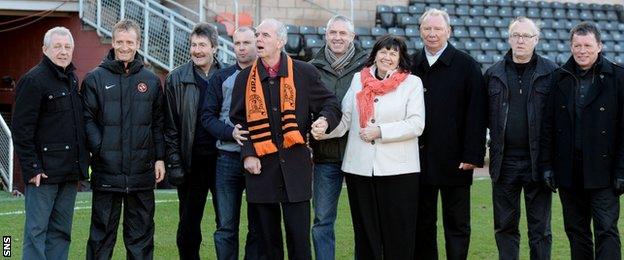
top-left (13, 26), bottom-right (89, 259)
top-left (411, 8), bottom-right (487, 259)
top-left (230, 18), bottom-right (341, 260)
top-left (308, 14), bottom-right (367, 260)
top-left (485, 16), bottom-right (557, 260)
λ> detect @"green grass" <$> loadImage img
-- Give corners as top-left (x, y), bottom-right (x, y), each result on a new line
top-left (0, 179), bottom-right (622, 259)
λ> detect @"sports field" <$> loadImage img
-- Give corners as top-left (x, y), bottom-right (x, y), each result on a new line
top-left (0, 178), bottom-right (622, 259)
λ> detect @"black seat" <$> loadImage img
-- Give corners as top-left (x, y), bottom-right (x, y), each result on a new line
top-left (557, 53), bottom-right (569, 65)
top-left (355, 27), bottom-right (371, 36)
top-left (481, 41), bottom-right (496, 51)
top-left (371, 27), bottom-right (388, 37)
top-left (379, 13), bottom-right (395, 28)
top-left (498, 0), bottom-right (511, 7)
top-left (484, 7), bottom-right (497, 17)
top-left (469, 0), bottom-right (484, 6)
top-left (405, 26), bottom-right (419, 37)
top-left (527, 8), bottom-right (540, 18)
top-left (361, 39), bottom-right (375, 50)
top-left (499, 7), bottom-right (513, 17)
top-left (540, 9), bottom-right (554, 19)
top-left (303, 34), bottom-right (320, 42)
top-left (286, 24), bottom-right (299, 34)
top-left (286, 34), bottom-right (303, 54)
top-left (450, 17), bottom-right (465, 27)
top-left (317, 26), bottom-right (326, 35)
top-left (594, 11), bottom-right (607, 21)
top-left (480, 18), bottom-right (494, 28)
top-left (454, 26), bottom-right (469, 38)
top-left (388, 27), bottom-right (405, 36)
top-left (305, 37), bottom-right (323, 48)
top-left (499, 28), bottom-right (509, 39)
top-left (484, 27), bottom-right (500, 38)
top-left (377, 5), bottom-right (391, 13)
top-left (409, 4), bottom-right (426, 14)
top-left (542, 29), bottom-right (556, 40)
top-left (496, 41), bottom-right (508, 51)
top-left (464, 40), bottom-right (479, 50)
top-left (512, 7), bottom-right (526, 17)
top-left (392, 5), bottom-right (408, 14)
top-left (464, 18), bottom-right (479, 27)
top-left (554, 9), bottom-right (566, 19)
top-left (299, 26), bottom-right (316, 35)
top-left (469, 6), bottom-right (485, 16)
top-left (456, 6), bottom-right (469, 16)
top-left (567, 10), bottom-right (580, 20)
top-left (399, 15), bottom-right (418, 27)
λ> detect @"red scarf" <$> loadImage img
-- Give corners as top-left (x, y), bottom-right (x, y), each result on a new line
top-left (356, 67), bottom-right (409, 128)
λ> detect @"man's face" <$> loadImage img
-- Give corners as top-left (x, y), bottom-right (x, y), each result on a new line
top-left (233, 30), bottom-right (257, 64)
top-left (419, 15), bottom-right (451, 52)
top-left (255, 22), bottom-right (284, 59)
top-left (571, 33), bottom-right (602, 70)
top-left (190, 34), bottom-right (216, 67)
top-left (112, 29), bottom-right (140, 63)
top-left (508, 21), bottom-right (539, 59)
top-left (43, 34), bottom-right (74, 68)
top-left (325, 20), bottom-right (355, 56)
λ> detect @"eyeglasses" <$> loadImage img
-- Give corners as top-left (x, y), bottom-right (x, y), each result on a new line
top-left (510, 33), bottom-right (537, 40)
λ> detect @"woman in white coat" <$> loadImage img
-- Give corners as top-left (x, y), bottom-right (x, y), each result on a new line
top-left (312, 35), bottom-right (425, 259)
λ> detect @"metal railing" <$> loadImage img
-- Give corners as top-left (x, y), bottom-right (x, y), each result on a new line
top-left (0, 114), bottom-right (13, 193)
top-left (79, 0), bottom-right (235, 71)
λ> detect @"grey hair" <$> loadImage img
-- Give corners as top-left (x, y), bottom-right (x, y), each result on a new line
top-left (326, 15), bottom-right (355, 34)
top-left (234, 26), bottom-right (256, 35)
top-left (419, 8), bottom-right (451, 28)
top-left (259, 19), bottom-right (287, 43)
top-left (43, 26), bottom-right (74, 47)
top-left (508, 17), bottom-right (541, 37)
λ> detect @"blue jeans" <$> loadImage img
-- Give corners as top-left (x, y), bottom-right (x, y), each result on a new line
top-left (214, 152), bottom-right (264, 260)
top-left (312, 162), bottom-right (344, 260)
top-left (23, 181), bottom-right (77, 260)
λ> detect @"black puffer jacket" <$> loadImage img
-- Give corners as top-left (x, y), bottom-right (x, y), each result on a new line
top-left (81, 50), bottom-right (165, 192)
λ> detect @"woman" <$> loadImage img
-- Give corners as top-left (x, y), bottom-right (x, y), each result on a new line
top-left (312, 35), bottom-right (425, 259)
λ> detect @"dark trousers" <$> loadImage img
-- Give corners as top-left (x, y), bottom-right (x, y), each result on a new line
top-left (345, 173), bottom-right (419, 260)
top-left (23, 182), bottom-right (77, 260)
top-left (559, 187), bottom-right (621, 260)
top-left (415, 185), bottom-right (471, 260)
top-left (86, 189), bottom-right (155, 260)
top-left (177, 152), bottom-right (217, 260)
top-left (251, 201), bottom-right (311, 260)
top-left (492, 181), bottom-right (552, 260)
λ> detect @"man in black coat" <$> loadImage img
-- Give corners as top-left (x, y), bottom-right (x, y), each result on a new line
top-left (163, 22), bottom-right (225, 260)
top-left (82, 19), bottom-right (165, 259)
top-left (12, 26), bottom-right (88, 260)
top-left (230, 19), bottom-right (341, 260)
top-left (539, 22), bottom-right (624, 259)
top-left (410, 9), bottom-right (487, 260)
top-left (485, 17), bottom-right (558, 260)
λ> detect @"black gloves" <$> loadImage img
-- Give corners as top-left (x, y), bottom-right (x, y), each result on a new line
top-left (168, 167), bottom-right (185, 186)
top-left (542, 170), bottom-right (557, 193)
top-left (614, 178), bottom-right (624, 196)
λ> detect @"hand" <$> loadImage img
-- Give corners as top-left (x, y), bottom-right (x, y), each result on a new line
top-left (154, 160), bottom-right (166, 183)
top-left (28, 173), bottom-right (48, 187)
top-left (359, 126), bottom-right (381, 143)
top-left (542, 170), bottom-right (557, 193)
top-left (244, 156), bottom-right (262, 175)
top-left (614, 178), bottom-right (624, 196)
top-left (458, 163), bottom-right (477, 170)
top-left (167, 167), bottom-right (185, 186)
top-left (232, 124), bottom-right (249, 145)
top-left (311, 117), bottom-right (328, 134)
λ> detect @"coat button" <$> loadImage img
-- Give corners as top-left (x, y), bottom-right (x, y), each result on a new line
top-left (269, 80), bottom-right (275, 85)
top-left (423, 88), bottom-right (427, 93)
top-left (374, 98), bottom-right (379, 103)
top-left (48, 95), bottom-right (53, 99)
top-left (371, 119), bottom-right (375, 123)
top-left (272, 107), bottom-right (278, 112)
top-left (602, 154), bottom-right (608, 158)
top-left (280, 158), bottom-right (285, 163)
top-left (557, 129), bottom-right (562, 133)
top-left (419, 145), bottom-right (424, 149)
top-left (561, 105), bottom-right (566, 109)
top-left (43, 147), bottom-right (48, 151)
top-left (602, 130), bottom-right (607, 135)
top-left (62, 92), bottom-right (66, 95)
top-left (600, 107), bottom-right (605, 111)
top-left (65, 146), bottom-right (69, 149)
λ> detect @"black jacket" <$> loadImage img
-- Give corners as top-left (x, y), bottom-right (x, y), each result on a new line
top-left (539, 55), bottom-right (624, 189)
top-left (12, 56), bottom-right (89, 184)
top-left (81, 50), bottom-right (165, 192)
top-left (308, 44), bottom-right (368, 163)
top-left (230, 53), bottom-right (342, 203)
top-left (411, 44), bottom-right (488, 186)
top-left (163, 60), bottom-right (223, 173)
top-left (485, 52), bottom-right (558, 182)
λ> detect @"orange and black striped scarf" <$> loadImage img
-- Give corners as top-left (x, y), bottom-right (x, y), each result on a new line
top-left (245, 56), bottom-right (304, 157)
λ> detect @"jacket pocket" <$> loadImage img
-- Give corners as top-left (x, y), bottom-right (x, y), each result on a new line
top-left (43, 90), bottom-right (71, 113)
top-left (41, 142), bottom-right (72, 171)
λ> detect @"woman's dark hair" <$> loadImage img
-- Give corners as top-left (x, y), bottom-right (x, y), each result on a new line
top-left (364, 34), bottom-right (411, 72)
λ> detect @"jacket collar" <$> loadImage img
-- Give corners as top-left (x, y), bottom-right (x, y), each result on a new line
top-left (309, 43), bottom-right (368, 76)
top-left (99, 48), bottom-right (144, 75)
top-left (490, 50), bottom-right (553, 82)
top-left (414, 42), bottom-right (456, 68)
top-left (177, 58), bottom-right (225, 84)
top-left (41, 55), bottom-right (76, 80)
top-left (561, 53), bottom-right (613, 76)
top-left (257, 52), bottom-right (289, 80)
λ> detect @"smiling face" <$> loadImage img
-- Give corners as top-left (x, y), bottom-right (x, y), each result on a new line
top-left (374, 47), bottom-right (400, 77)
top-left (571, 33), bottom-right (602, 70)
top-left (112, 29), bottom-right (140, 64)
top-left (325, 20), bottom-right (355, 57)
top-left (190, 34), bottom-right (216, 68)
top-left (420, 14), bottom-right (451, 53)
top-left (43, 33), bottom-right (74, 68)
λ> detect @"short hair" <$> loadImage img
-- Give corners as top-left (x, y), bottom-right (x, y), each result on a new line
top-left (508, 17), bottom-right (540, 37)
top-left (570, 21), bottom-right (601, 43)
top-left (191, 22), bottom-right (219, 47)
top-left (43, 26), bottom-right (74, 47)
top-left (419, 8), bottom-right (451, 28)
top-left (364, 35), bottom-right (411, 72)
top-left (259, 19), bottom-right (287, 43)
top-left (234, 26), bottom-right (256, 35)
top-left (112, 19), bottom-right (142, 41)
top-left (326, 15), bottom-right (355, 34)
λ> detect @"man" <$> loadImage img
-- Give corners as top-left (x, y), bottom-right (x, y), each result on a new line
top-left (229, 18), bottom-right (341, 260)
top-left (163, 22), bottom-right (225, 260)
top-left (200, 26), bottom-right (263, 259)
top-left (410, 9), bottom-right (487, 260)
top-left (12, 26), bottom-right (88, 259)
top-left (307, 15), bottom-right (367, 260)
top-left (484, 17), bottom-right (557, 260)
top-left (539, 22), bottom-right (624, 259)
top-left (82, 19), bottom-right (165, 259)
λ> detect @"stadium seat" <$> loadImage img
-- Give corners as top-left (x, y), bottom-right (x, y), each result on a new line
top-left (481, 41), bottom-right (496, 51)
top-left (456, 6), bottom-right (469, 16)
top-left (499, 7), bottom-right (513, 17)
top-left (464, 18), bottom-right (479, 27)
top-left (286, 34), bottom-right (303, 54)
top-left (441, 5), bottom-right (456, 15)
top-left (542, 29), bottom-right (556, 40)
top-left (552, 1), bottom-right (564, 10)
top-left (540, 9), bottom-right (554, 19)
top-left (589, 3), bottom-right (602, 10)
top-left (557, 53), bottom-right (569, 65)
top-left (495, 18), bottom-right (512, 28)
top-left (538, 1), bottom-right (553, 9)
top-left (554, 9), bottom-right (566, 19)
top-left (476, 54), bottom-right (493, 64)
top-left (355, 27), bottom-right (371, 36)
top-left (567, 10), bottom-right (580, 20)
top-left (498, 0), bottom-right (512, 7)
top-left (409, 4), bottom-right (426, 14)
top-left (576, 2), bottom-right (588, 10)
top-left (468, 27), bottom-right (484, 38)
top-left (557, 29), bottom-right (569, 40)
top-left (377, 5), bottom-right (391, 13)
top-left (388, 27), bottom-right (406, 36)
top-left (454, 0), bottom-right (469, 5)
top-left (602, 33), bottom-right (613, 42)
top-left (305, 37), bottom-right (323, 48)
top-left (523, 0), bottom-right (537, 8)
top-left (496, 41), bottom-right (509, 51)
top-left (454, 26), bottom-right (469, 38)
top-left (358, 35), bottom-right (374, 42)
top-left (286, 24), bottom-right (299, 34)
top-left (453, 41), bottom-right (465, 50)
top-left (379, 13), bottom-right (395, 28)
top-left (606, 10), bottom-right (618, 21)
top-left (613, 44), bottom-right (623, 53)
top-left (469, 6), bottom-right (485, 16)
top-left (551, 20), bottom-right (564, 30)
top-left (556, 42), bottom-right (568, 52)
top-left (392, 5), bottom-right (408, 14)
top-left (399, 15), bottom-right (418, 27)
top-left (484, 0), bottom-right (496, 6)
top-left (371, 27), bottom-right (388, 37)
top-left (361, 39), bottom-right (375, 49)
top-left (464, 41), bottom-right (479, 50)
top-left (469, 0), bottom-right (484, 6)
top-left (512, 7), bottom-right (526, 17)
top-left (303, 34), bottom-right (320, 42)
top-left (484, 7), bottom-right (497, 17)
top-left (579, 10), bottom-right (593, 20)
top-left (613, 32), bottom-right (623, 42)
top-left (485, 27), bottom-right (500, 39)
top-left (492, 54), bottom-right (503, 63)
top-left (527, 7), bottom-right (540, 18)
top-left (299, 26), bottom-right (316, 35)
top-left (317, 26), bottom-right (326, 35)
top-left (615, 55), bottom-right (624, 65)
top-left (450, 17), bottom-right (465, 27)
top-left (499, 28), bottom-right (510, 39)
top-left (480, 18), bottom-right (494, 28)
top-left (405, 26), bottom-right (419, 37)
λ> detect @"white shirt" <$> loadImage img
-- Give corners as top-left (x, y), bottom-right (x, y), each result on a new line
top-left (425, 42), bottom-right (448, 66)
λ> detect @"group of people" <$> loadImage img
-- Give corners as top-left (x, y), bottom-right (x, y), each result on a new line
top-left (11, 6), bottom-right (624, 260)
